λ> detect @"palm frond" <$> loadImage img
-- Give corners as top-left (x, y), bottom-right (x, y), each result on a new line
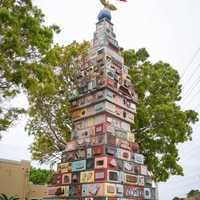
top-left (0, 194), bottom-right (19, 200)
top-left (0, 194), bottom-right (8, 200)
top-left (9, 197), bottom-right (19, 200)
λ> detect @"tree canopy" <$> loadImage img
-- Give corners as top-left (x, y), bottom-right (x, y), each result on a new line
top-left (0, 0), bottom-right (59, 137)
top-left (26, 45), bottom-right (198, 182)
top-left (172, 197), bottom-right (183, 200)
top-left (29, 167), bottom-right (53, 185)
top-left (123, 48), bottom-right (198, 181)
top-left (26, 41), bottom-right (90, 164)
top-left (187, 190), bottom-right (200, 198)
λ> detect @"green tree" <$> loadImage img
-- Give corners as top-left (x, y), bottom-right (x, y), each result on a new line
top-left (123, 48), bottom-right (198, 181)
top-left (25, 42), bottom-right (198, 181)
top-left (172, 197), bottom-right (181, 200)
top-left (187, 189), bottom-right (200, 198)
top-left (1, 0), bottom-right (197, 184)
top-left (29, 167), bottom-right (53, 185)
top-left (0, 194), bottom-right (19, 200)
top-left (0, 0), bottom-right (59, 137)
top-left (26, 41), bottom-right (90, 163)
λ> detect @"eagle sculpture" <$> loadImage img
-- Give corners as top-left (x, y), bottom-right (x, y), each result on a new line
top-left (100, 0), bottom-right (117, 11)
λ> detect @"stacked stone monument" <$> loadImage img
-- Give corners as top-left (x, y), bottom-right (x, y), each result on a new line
top-left (47, 8), bottom-right (156, 200)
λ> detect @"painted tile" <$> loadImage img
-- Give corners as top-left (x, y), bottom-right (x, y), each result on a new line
top-left (124, 185), bottom-right (144, 198)
top-left (95, 169), bottom-right (107, 182)
top-left (58, 163), bottom-right (71, 173)
top-left (62, 173), bottom-right (71, 185)
top-left (144, 188), bottom-right (151, 199)
top-left (95, 156), bottom-right (108, 169)
top-left (72, 160), bottom-right (86, 172)
top-left (80, 171), bottom-right (94, 183)
top-left (124, 173), bottom-right (137, 185)
top-left (105, 183), bottom-right (116, 196)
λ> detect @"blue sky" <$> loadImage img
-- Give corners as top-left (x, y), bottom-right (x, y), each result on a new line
top-left (0, 0), bottom-right (200, 199)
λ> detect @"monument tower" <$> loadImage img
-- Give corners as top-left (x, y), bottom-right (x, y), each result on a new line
top-left (47, 1), bottom-right (156, 199)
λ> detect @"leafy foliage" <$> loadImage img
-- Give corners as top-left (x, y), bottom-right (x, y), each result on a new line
top-left (0, 0), bottom-right (59, 137)
top-left (187, 190), bottom-right (200, 198)
top-left (0, 108), bottom-right (25, 137)
top-left (26, 44), bottom-right (198, 181)
top-left (26, 41), bottom-right (90, 163)
top-left (0, 194), bottom-right (19, 200)
top-left (172, 197), bottom-right (185, 200)
top-left (29, 167), bottom-right (53, 185)
top-left (172, 189), bottom-right (200, 199)
top-left (123, 48), bottom-right (198, 182)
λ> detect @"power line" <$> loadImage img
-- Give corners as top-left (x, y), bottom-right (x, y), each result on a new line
top-left (179, 50), bottom-right (200, 107)
top-left (175, 123), bottom-right (200, 161)
top-left (181, 79), bottom-right (200, 105)
top-left (181, 64), bottom-right (200, 98)
top-left (181, 75), bottom-right (200, 106)
top-left (182, 86), bottom-right (200, 107)
top-left (194, 101), bottom-right (200, 111)
top-left (180, 145), bottom-right (200, 160)
top-left (181, 48), bottom-right (200, 79)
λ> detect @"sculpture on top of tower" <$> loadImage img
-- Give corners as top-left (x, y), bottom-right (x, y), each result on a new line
top-left (99, 0), bottom-right (117, 10)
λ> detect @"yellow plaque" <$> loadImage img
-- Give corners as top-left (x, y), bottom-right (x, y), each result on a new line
top-left (80, 170), bottom-right (94, 183)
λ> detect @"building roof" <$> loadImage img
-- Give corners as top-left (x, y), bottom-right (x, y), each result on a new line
top-left (0, 158), bottom-right (30, 166)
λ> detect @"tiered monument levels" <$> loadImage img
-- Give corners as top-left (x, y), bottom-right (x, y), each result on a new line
top-left (47, 6), bottom-right (156, 200)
